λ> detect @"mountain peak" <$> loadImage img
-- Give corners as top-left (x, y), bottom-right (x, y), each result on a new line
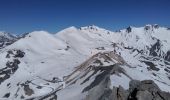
top-left (1, 25), bottom-right (170, 99)
top-left (79, 25), bottom-right (104, 31)
top-left (27, 31), bottom-right (49, 36)
top-left (65, 26), bottom-right (77, 30)
top-left (144, 24), bottom-right (159, 30)
top-left (0, 31), bottom-right (14, 37)
top-left (57, 26), bottom-right (78, 34)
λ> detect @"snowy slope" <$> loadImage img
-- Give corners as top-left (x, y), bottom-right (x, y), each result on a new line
top-left (0, 31), bottom-right (17, 49)
top-left (0, 30), bottom-right (91, 99)
top-left (0, 25), bottom-right (170, 99)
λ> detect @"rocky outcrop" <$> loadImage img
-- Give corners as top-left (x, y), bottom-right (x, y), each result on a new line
top-left (149, 40), bottom-right (170, 62)
top-left (144, 25), bottom-right (152, 31)
top-left (150, 40), bottom-right (162, 57)
top-left (141, 61), bottom-right (160, 71)
top-left (0, 59), bottom-right (20, 84)
top-left (126, 26), bottom-right (132, 33)
top-left (144, 24), bottom-right (159, 31)
top-left (0, 32), bottom-right (18, 49)
top-left (84, 73), bottom-right (170, 100)
top-left (6, 49), bottom-right (25, 58)
top-left (165, 51), bottom-right (170, 62)
top-left (23, 84), bottom-right (34, 96)
top-left (153, 24), bottom-right (159, 29)
top-left (14, 50), bottom-right (25, 58)
top-left (99, 80), bottom-right (170, 100)
top-left (0, 49), bottom-right (24, 85)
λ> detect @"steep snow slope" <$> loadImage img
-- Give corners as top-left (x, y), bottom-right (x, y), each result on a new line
top-left (0, 25), bottom-right (170, 100)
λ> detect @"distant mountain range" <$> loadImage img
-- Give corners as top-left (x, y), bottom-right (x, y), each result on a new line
top-left (0, 25), bottom-right (170, 100)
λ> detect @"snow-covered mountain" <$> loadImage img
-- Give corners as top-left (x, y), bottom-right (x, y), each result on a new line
top-left (0, 25), bottom-right (170, 100)
top-left (0, 32), bottom-right (18, 49)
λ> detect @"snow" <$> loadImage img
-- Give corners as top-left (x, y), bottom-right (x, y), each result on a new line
top-left (0, 31), bottom-right (16, 40)
top-left (110, 74), bottom-right (131, 89)
top-left (0, 25), bottom-right (170, 99)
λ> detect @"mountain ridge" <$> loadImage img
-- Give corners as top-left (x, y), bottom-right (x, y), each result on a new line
top-left (0, 24), bottom-right (170, 100)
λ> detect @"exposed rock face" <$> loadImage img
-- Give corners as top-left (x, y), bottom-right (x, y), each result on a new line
top-left (149, 40), bottom-right (170, 62)
top-left (126, 26), bottom-right (132, 33)
top-left (84, 66), bottom-right (112, 100)
top-left (109, 86), bottom-right (129, 100)
top-left (150, 40), bottom-right (162, 57)
top-left (153, 24), bottom-right (159, 29)
top-left (23, 85), bottom-right (34, 96)
top-left (142, 61), bottom-right (160, 71)
top-left (144, 25), bottom-right (152, 31)
top-left (99, 80), bottom-right (170, 100)
top-left (0, 59), bottom-right (20, 84)
top-left (0, 49), bottom-right (24, 85)
top-left (84, 75), bottom-right (170, 100)
top-left (6, 49), bottom-right (25, 58)
top-left (165, 51), bottom-right (170, 62)
top-left (144, 24), bottom-right (159, 31)
top-left (1, 25), bottom-right (170, 99)
top-left (3, 93), bottom-right (10, 98)
top-left (0, 32), bottom-right (18, 49)
top-left (14, 50), bottom-right (25, 58)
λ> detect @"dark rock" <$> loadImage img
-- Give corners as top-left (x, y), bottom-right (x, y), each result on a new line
top-left (14, 59), bottom-right (21, 64)
top-left (158, 91), bottom-right (170, 100)
top-left (0, 59), bottom-right (20, 84)
top-left (165, 61), bottom-right (170, 65)
top-left (94, 59), bottom-right (103, 65)
top-left (136, 90), bottom-right (153, 100)
top-left (39, 92), bottom-right (57, 100)
top-left (96, 47), bottom-right (105, 50)
top-left (142, 61), bottom-right (160, 71)
top-left (7, 83), bottom-right (10, 87)
top-left (36, 86), bottom-right (42, 89)
top-left (128, 88), bottom-right (138, 100)
top-left (0, 32), bottom-right (18, 49)
top-left (14, 50), bottom-right (25, 58)
top-left (164, 68), bottom-right (170, 73)
top-left (132, 49), bottom-right (144, 54)
top-left (144, 25), bottom-right (151, 30)
top-left (98, 89), bottom-right (112, 100)
top-left (153, 24), bottom-right (159, 29)
top-left (82, 70), bottom-right (110, 92)
top-left (129, 80), bottom-right (140, 92)
top-left (88, 79), bottom-right (170, 100)
top-left (139, 80), bottom-right (160, 92)
top-left (65, 46), bottom-right (70, 51)
top-left (152, 73), bottom-right (157, 76)
top-left (3, 93), bottom-right (10, 98)
top-left (126, 26), bottom-right (132, 33)
top-left (165, 51), bottom-right (170, 62)
top-left (20, 95), bottom-right (25, 99)
top-left (23, 84), bottom-right (34, 96)
top-left (150, 40), bottom-right (162, 57)
top-left (6, 50), bottom-right (14, 58)
top-left (111, 86), bottom-right (129, 100)
top-left (168, 76), bottom-right (170, 80)
top-left (124, 46), bottom-right (133, 50)
top-left (6, 50), bottom-right (25, 58)
top-left (6, 54), bottom-right (10, 58)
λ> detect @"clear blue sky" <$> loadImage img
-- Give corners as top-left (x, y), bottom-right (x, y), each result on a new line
top-left (0, 0), bottom-right (170, 34)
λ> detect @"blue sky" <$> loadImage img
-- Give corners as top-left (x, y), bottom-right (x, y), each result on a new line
top-left (0, 0), bottom-right (170, 34)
